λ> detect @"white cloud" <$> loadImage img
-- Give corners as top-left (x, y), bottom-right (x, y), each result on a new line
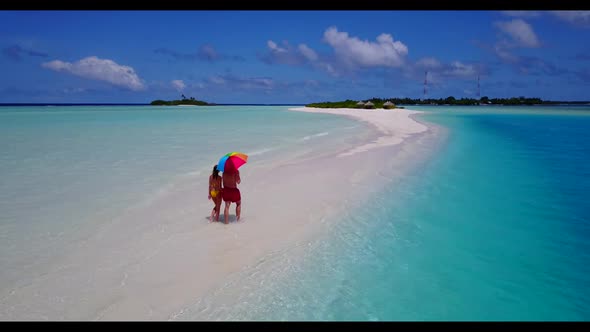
top-left (156, 45), bottom-right (244, 62)
top-left (494, 19), bottom-right (540, 48)
top-left (42, 56), bottom-right (145, 91)
top-left (171, 80), bottom-right (185, 91)
top-left (267, 40), bottom-right (287, 53)
top-left (411, 57), bottom-right (476, 85)
top-left (322, 63), bottom-right (337, 75)
top-left (204, 74), bottom-right (276, 91)
top-left (298, 43), bottom-right (318, 61)
top-left (494, 45), bottom-right (520, 64)
top-left (261, 27), bottom-right (408, 77)
top-left (198, 44), bottom-right (219, 61)
top-left (405, 58), bottom-right (481, 86)
top-left (550, 11), bottom-right (590, 27)
top-left (500, 11), bottom-right (590, 28)
top-left (242, 77), bottom-right (274, 89)
top-left (501, 11), bottom-right (542, 18)
top-left (323, 27), bottom-right (408, 68)
top-left (262, 40), bottom-right (307, 65)
top-left (416, 57), bottom-right (442, 70)
top-left (444, 61), bottom-right (478, 78)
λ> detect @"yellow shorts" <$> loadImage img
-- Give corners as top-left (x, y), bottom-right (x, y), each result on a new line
top-left (210, 190), bottom-right (219, 198)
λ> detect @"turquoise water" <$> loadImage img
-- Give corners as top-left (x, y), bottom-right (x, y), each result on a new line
top-left (2, 105), bottom-right (589, 321)
top-left (185, 106), bottom-right (590, 321)
top-left (0, 105), bottom-right (371, 298)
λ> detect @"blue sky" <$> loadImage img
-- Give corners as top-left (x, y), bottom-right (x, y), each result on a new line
top-left (1, 10), bottom-right (589, 103)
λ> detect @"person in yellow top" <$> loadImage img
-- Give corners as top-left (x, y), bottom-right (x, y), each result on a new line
top-left (208, 165), bottom-right (223, 222)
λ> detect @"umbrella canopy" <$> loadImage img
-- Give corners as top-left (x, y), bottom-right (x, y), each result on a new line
top-left (217, 152), bottom-right (248, 173)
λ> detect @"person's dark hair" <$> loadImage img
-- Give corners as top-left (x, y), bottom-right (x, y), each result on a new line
top-left (212, 165), bottom-right (220, 178)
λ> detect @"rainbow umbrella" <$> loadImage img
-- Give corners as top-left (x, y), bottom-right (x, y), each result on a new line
top-left (217, 152), bottom-right (248, 173)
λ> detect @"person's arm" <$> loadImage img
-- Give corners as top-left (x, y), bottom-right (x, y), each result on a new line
top-left (236, 171), bottom-right (241, 184)
top-left (208, 176), bottom-right (212, 200)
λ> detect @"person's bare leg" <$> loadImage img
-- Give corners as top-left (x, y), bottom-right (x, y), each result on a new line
top-left (214, 199), bottom-right (221, 221)
top-left (224, 201), bottom-right (230, 224)
top-left (236, 200), bottom-right (241, 221)
top-left (210, 207), bottom-right (215, 222)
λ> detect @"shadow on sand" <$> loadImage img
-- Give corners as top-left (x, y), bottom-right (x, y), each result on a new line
top-left (205, 215), bottom-right (241, 224)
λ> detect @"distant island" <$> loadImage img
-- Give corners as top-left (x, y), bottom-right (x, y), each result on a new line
top-left (307, 99), bottom-right (401, 109)
top-left (150, 94), bottom-right (214, 106)
top-left (306, 97), bottom-right (590, 108)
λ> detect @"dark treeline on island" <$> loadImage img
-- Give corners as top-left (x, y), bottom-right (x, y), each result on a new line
top-left (307, 96), bottom-right (590, 109)
top-left (150, 94), bottom-right (214, 106)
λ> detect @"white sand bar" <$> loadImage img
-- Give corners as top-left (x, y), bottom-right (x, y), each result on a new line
top-left (290, 107), bottom-right (428, 156)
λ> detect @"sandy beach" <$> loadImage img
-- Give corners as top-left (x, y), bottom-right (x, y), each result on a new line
top-left (0, 107), bottom-right (442, 320)
top-left (290, 107), bottom-right (429, 156)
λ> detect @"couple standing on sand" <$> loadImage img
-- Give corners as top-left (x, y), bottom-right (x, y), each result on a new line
top-left (208, 164), bottom-right (242, 224)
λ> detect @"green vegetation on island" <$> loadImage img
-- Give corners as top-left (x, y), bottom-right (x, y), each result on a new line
top-left (150, 94), bottom-right (213, 106)
top-left (306, 96), bottom-right (590, 108)
top-left (306, 99), bottom-right (401, 109)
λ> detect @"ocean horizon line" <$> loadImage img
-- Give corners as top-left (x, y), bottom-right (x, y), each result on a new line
top-left (2, 102), bottom-right (590, 108)
top-left (0, 103), bottom-right (308, 107)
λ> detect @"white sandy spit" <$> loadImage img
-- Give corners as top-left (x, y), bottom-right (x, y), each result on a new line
top-left (0, 107), bottom-right (442, 321)
top-left (290, 107), bottom-right (428, 156)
